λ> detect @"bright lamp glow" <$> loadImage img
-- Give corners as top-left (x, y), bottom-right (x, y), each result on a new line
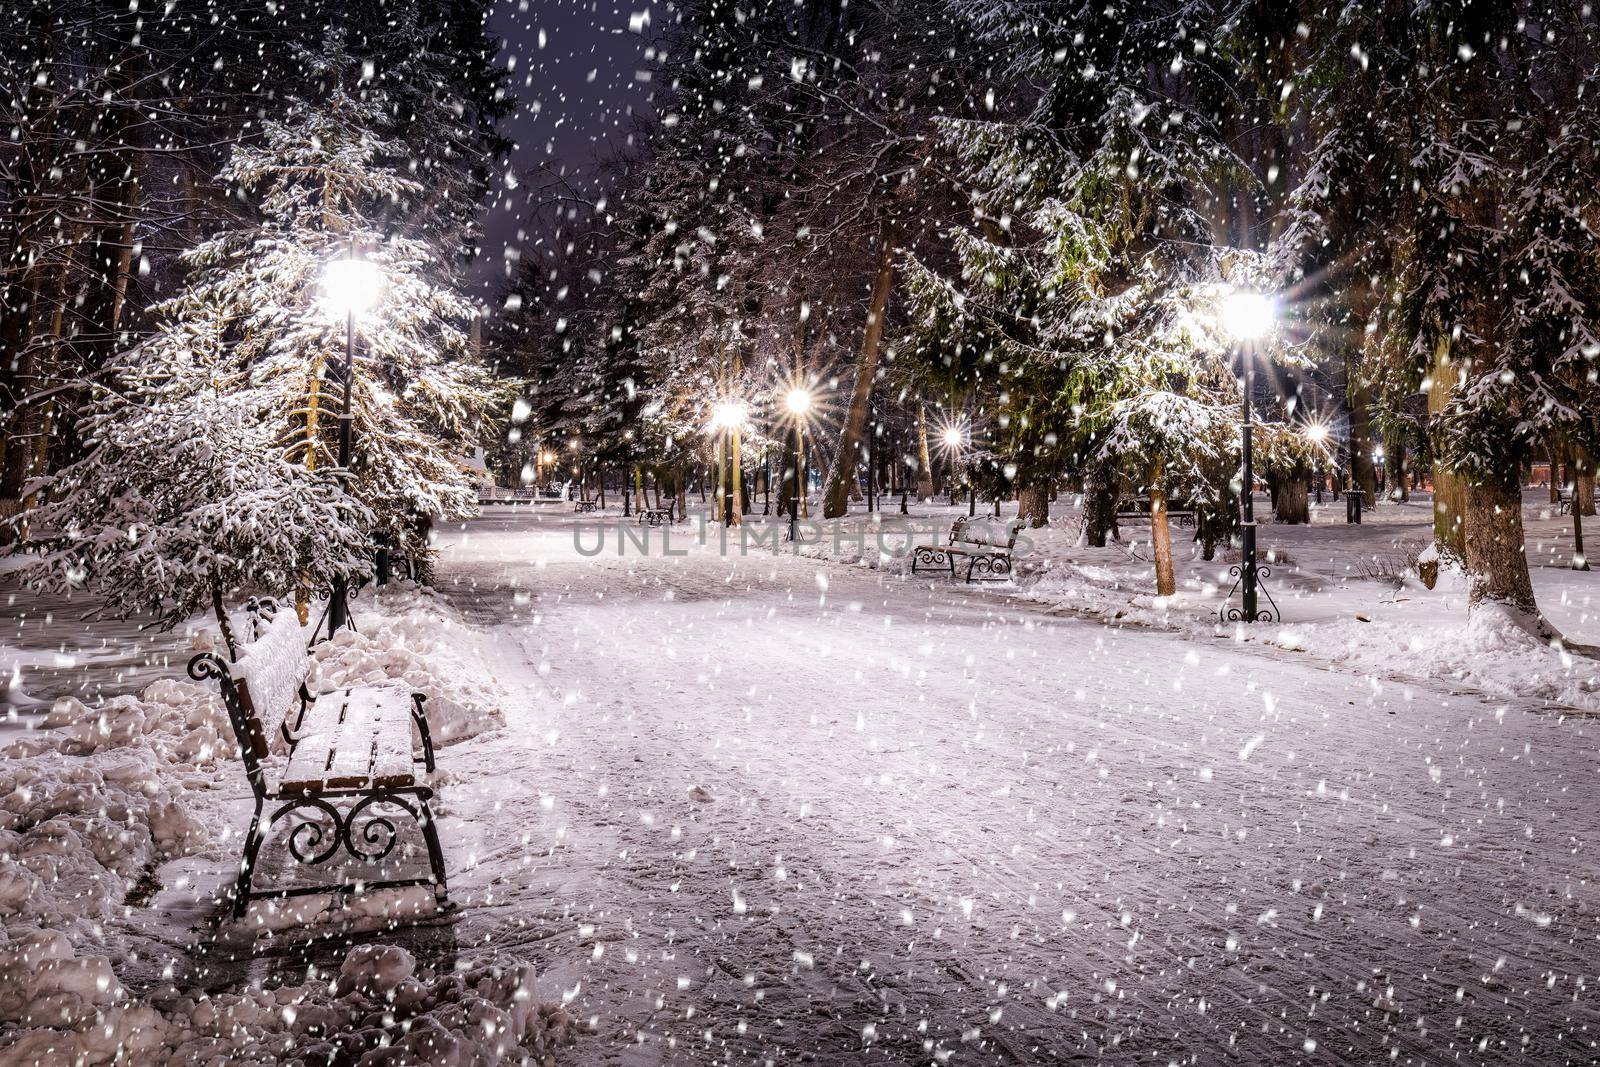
top-left (784, 388), bottom-right (813, 415)
top-left (712, 401), bottom-right (747, 430)
top-left (1305, 423), bottom-right (1329, 445)
top-left (942, 426), bottom-right (964, 448)
top-left (321, 257), bottom-right (384, 317)
top-left (1220, 289), bottom-right (1275, 341)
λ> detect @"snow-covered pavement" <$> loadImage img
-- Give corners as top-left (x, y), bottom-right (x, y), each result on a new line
top-left (425, 504), bottom-right (1598, 1065)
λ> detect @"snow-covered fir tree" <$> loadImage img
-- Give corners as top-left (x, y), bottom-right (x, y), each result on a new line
top-left (1275, 0), bottom-right (1600, 634)
top-left (13, 32), bottom-right (494, 627)
top-left (902, 1), bottom-right (1308, 592)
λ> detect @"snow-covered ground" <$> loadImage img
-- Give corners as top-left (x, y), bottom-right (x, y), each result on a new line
top-left (3, 498), bottom-right (1597, 1064)
top-left (802, 489), bottom-right (1600, 714)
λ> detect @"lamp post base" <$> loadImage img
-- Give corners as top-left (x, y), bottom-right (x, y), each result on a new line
top-left (328, 577), bottom-right (350, 636)
top-left (1217, 523), bottom-right (1279, 624)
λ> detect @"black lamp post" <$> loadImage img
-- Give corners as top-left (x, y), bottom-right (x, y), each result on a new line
top-left (320, 248), bottom-right (382, 636)
top-left (1220, 289), bottom-right (1274, 623)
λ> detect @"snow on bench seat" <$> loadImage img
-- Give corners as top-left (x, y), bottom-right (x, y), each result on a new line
top-left (280, 683), bottom-right (417, 795)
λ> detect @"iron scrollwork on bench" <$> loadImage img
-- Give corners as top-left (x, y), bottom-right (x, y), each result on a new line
top-left (966, 552), bottom-right (1013, 580)
top-left (911, 517), bottom-right (1023, 583)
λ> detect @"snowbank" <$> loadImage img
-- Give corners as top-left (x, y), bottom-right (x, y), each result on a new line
top-left (797, 497), bottom-right (1600, 713)
top-left (311, 587), bottom-right (507, 743)
top-left (0, 936), bottom-right (574, 1066)
top-left (0, 681), bottom-right (220, 935)
top-left (0, 589), bottom-right (570, 1065)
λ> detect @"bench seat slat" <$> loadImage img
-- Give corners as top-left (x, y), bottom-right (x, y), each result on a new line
top-left (280, 683), bottom-right (416, 795)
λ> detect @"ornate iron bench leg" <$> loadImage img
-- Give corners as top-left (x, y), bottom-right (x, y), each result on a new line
top-left (416, 791), bottom-right (450, 907)
top-left (233, 800), bottom-right (266, 918)
top-left (411, 693), bottom-right (436, 773)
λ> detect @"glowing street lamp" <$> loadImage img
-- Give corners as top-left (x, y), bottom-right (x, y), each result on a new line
top-left (321, 258), bottom-right (384, 320)
top-left (319, 249), bottom-right (385, 634)
top-left (785, 388), bottom-right (813, 416)
top-left (1221, 287), bottom-right (1276, 624)
top-left (712, 400), bottom-right (748, 431)
top-left (1220, 290), bottom-right (1275, 342)
top-left (1305, 422), bottom-right (1331, 505)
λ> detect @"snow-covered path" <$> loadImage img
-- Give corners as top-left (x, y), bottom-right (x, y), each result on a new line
top-left (432, 505), bottom-right (1597, 1066)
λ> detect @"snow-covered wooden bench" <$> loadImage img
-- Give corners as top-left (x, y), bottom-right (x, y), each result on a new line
top-left (639, 506), bottom-right (674, 527)
top-left (911, 516), bottom-right (1025, 582)
top-left (573, 499), bottom-right (599, 514)
top-left (1116, 498), bottom-right (1196, 527)
top-left (187, 597), bottom-right (448, 919)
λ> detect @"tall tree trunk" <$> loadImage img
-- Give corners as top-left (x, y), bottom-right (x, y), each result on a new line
top-left (915, 403), bottom-right (934, 501)
top-left (1463, 468), bottom-right (1544, 631)
top-left (1018, 482), bottom-right (1051, 528)
top-left (1574, 447), bottom-right (1595, 517)
top-left (732, 426), bottom-right (746, 520)
top-left (1273, 467), bottom-right (1310, 524)
top-left (1082, 456), bottom-right (1119, 547)
top-left (1348, 380), bottom-right (1378, 506)
top-left (1424, 338), bottom-right (1466, 584)
top-left (1549, 442), bottom-right (1562, 504)
top-left (1149, 464), bottom-right (1176, 598)
top-left (0, 261), bottom-right (59, 520)
top-left (823, 229), bottom-right (898, 518)
top-left (1387, 434), bottom-right (1408, 501)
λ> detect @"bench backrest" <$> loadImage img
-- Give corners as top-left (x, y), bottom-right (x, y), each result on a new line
top-left (950, 516), bottom-right (1025, 549)
top-left (186, 601), bottom-right (309, 798)
top-left (233, 609), bottom-right (311, 753)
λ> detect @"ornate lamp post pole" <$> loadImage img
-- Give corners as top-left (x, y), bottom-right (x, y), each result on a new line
top-left (319, 249), bottom-right (383, 635)
top-left (1221, 289), bottom-right (1275, 623)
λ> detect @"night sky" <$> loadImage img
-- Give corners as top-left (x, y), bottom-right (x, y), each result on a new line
top-left (474, 0), bottom-right (662, 291)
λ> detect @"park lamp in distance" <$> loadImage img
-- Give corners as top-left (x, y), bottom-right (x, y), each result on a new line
top-left (712, 400), bottom-right (748, 431)
top-left (784, 388), bottom-right (813, 416)
top-left (1220, 288), bottom-right (1275, 343)
top-left (942, 425), bottom-right (965, 449)
top-left (1305, 422), bottom-right (1330, 446)
top-left (321, 257), bottom-right (384, 319)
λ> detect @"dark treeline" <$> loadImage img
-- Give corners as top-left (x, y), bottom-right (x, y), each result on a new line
top-left (0, 0), bottom-right (508, 517)
top-left (496, 0), bottom-right (1600, 634)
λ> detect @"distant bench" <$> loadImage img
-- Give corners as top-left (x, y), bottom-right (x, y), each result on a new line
top-left (912, 516), bottom-right (1024, 582)
top-left (1116, 498), bottom-right (1196, 528)
top-left (188, 598), bottom-right (449, 918)
top-left (573, 500), bottom-right (599, 514)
